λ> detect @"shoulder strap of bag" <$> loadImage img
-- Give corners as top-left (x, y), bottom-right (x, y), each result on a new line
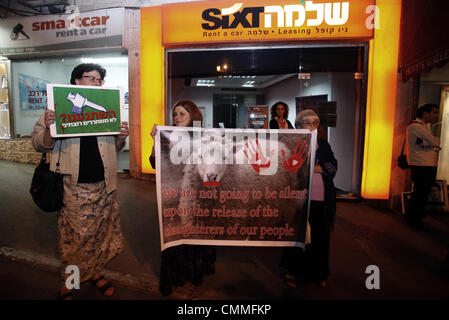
top-left (39, 152), bottom-right (47, 165)
top-left (55, 139), bottom-right (62, 173)
top-left (41, 140), bottom-right (63, 172)
top-left (401, 139), bottom-right (406, 155)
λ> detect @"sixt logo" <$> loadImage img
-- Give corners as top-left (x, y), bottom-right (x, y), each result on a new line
top-left (202, 1), bottom-right (350, 30)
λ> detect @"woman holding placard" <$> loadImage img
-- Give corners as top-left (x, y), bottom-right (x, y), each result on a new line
top-left (31, 63), bottom-right (129, 300)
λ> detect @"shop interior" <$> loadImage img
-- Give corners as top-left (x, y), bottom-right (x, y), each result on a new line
top-left (419, 63), bottom-right (449, 184)
top-left (167, 45), bottom-right (367, 196)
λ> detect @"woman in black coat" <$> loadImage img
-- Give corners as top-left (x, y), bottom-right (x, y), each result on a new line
top-left (281, 109), bottom-right (337, 288)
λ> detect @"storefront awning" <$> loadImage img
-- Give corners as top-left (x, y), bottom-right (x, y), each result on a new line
top-left (399, 0), bottom-right (449, 82)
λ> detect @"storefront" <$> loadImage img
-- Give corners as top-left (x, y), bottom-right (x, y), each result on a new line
top-left (140, 0), bottom-right (402, 200)
top-left (389, 0), bottom-right (449, 209)
top-left (0, 7), bottom-right (139, 171)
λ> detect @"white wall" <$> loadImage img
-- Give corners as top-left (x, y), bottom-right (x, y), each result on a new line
top-left (12, 59), bottom-right (69, 136)
top-left (262, 72), bottom-right (356, 192)
top-left (170, 72), bottom-right (358, 192)
top-left (419, 84), bottom-right (441, 108)
top-left (329, 73), bottom-right (357, 192)
top-left (265, 73), bottom-right (332, 126)
top-left (419, 62), bottom-right (449, 111)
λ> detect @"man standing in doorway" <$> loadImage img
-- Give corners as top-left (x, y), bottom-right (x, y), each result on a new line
top-left (405, 103), bottom-right (441, 228)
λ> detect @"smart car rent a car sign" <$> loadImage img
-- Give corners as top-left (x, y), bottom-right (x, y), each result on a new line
top-left (162, 0), bottom-right (375, 44)
top-left (0, 8), bottom-right (124, 56)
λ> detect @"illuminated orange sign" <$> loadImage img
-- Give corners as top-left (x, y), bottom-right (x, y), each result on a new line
top-left (141, 0), bottom-right (403, 200)
top-left (162, 0), bottom-right (375, 45)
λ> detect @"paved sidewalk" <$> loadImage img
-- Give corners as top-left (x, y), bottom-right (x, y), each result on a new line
top-left (1, 159), bottom-right (449, 300)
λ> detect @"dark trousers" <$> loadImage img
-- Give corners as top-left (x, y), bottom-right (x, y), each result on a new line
top-left (405, 166), bottom-right (437, 224)
top-left (308, 201), bottom-right (330, 282)
top-left (280, 201), bottom-right (330, 282)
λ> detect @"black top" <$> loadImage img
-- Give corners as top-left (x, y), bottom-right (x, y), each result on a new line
top-left (269, 118), bottom-right (294, 129)
top-left (78, 136), bottom-right (105, 183)
top-left (149, 146), bottom-right (155, 169)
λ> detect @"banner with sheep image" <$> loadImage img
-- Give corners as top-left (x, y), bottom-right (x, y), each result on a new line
top-left (155, 127), bottom-right (317, 250)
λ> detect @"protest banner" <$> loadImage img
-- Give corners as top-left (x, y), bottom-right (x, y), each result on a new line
top-left (155, 127), bottom-right (316, 251)
top-left (47, 83), bottom-right (124, 137)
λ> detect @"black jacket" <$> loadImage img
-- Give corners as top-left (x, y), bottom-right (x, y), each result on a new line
top-left (269, 118), bottom-right (294, 129)
top-left (149, 146), bottom-right (155, 169)
top-left (315, 138), bottom-right (338, 229)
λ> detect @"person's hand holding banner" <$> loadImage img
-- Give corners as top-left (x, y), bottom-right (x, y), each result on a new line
top-left (118, 121), bottom-right (129, 140)
top-left (44, 109), bottom-right (56, 129)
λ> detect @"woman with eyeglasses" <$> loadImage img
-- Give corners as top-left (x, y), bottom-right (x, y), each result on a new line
top-left (281, 109), bottom-right (337, 289)
top-left (31, 63), bottom-right (129, 300)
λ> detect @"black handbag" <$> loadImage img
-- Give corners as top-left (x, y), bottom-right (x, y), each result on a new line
top-left (30, 140), bottom-right (63, 212)
top-left (397, 139), bottom-right (409, 169)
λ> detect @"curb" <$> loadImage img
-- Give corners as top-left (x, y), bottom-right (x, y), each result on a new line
top-left (0, 246), bottom-right (177, 298)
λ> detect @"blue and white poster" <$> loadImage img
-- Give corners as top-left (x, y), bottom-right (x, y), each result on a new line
top-left (18, 73), bottom-right (49, 112)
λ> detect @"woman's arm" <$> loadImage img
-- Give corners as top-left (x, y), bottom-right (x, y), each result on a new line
top-left (317, 139), bottom-right (337, 178)
top-left (149, 124), bottom-right (158, 168)
top-left (31, 110), bottom-right (55, 153)
top-left (115, 121), bottom-right (129, 151)
top-left (149, 145), bottom-right (155, 168)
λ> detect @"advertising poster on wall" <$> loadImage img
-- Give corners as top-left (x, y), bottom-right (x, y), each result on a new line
top-left (47, 83), bottom-right (124, 137)
top-left (18, 73), bottom-right (49, 113)
top-left (248, 106), bottom-right (268, 129)
top-left (155, 127), bottom-right (317, 251)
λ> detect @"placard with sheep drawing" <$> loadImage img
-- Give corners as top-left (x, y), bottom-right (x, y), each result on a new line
top-left (155, 127), bottom-right (317, 251)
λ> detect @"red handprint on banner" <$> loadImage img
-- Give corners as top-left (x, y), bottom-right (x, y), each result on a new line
top-left (244, 139), bottom-right (275, 173)
top-left (282, 139), bottom-right (310, 173)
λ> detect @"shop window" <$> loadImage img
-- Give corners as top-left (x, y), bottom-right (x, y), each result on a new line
top-left (166, 45), bottom-right (367, 195)
top-left (0, 61), bottom-right (11, 139)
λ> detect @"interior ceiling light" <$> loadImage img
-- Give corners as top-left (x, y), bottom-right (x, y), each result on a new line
top-left (196, 79), bottom-right (215, 87)
top-left (242, 80), bottom-right (255, 87)
top-left (197, 83), bottom-right (215, 87)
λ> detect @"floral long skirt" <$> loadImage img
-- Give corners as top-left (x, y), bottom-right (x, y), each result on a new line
top-left (58, 176), bottom-right (124, 283)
